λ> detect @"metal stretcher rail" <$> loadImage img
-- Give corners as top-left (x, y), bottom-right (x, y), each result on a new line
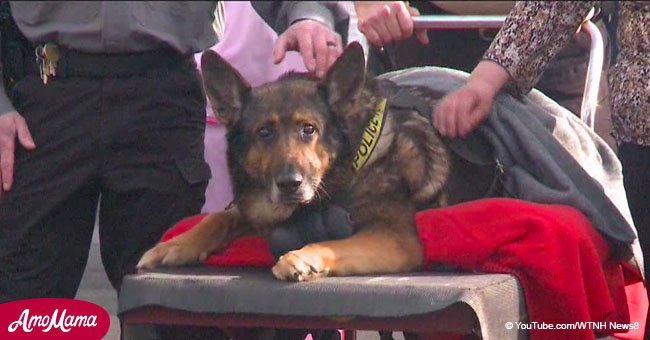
top-left (412, 15), bottom-right (506, 30)
top-left (412, 15), bottom-right (604, 129)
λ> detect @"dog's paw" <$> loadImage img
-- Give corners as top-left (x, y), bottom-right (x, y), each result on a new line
top-left (271, 250), bottom-right (329, 282)
top-left (136, 241), bottom-right (209, 270)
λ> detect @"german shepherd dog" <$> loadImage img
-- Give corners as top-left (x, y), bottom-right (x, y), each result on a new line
top-left (137, 42), bottom-right (497, 281)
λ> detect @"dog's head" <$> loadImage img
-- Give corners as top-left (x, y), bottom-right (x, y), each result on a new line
top-left (201, 43), bottom-right (367, 207)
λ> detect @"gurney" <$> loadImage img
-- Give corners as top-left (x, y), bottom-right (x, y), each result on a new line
top-left (118, 15), bottom-right (642, 340)
top-left (120, 268), bottom-right (524, 339)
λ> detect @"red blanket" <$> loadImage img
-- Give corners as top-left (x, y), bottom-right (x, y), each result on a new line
top-left (161, 198), bottom-right (646, 340)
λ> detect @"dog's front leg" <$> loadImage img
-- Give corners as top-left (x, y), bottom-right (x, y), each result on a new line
top-left (137, 207), bottom-right (248, 270)
top-left (272, 226), bottom-right (423, 281)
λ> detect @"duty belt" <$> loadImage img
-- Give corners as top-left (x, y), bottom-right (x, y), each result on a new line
top-left (26, 43), bottom-right (193, 82)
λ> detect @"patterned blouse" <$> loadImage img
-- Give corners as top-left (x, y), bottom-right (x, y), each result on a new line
top-left (484, 1), bottom-right (650, 146)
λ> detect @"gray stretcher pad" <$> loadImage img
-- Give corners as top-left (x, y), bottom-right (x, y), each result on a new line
top-left (119, 267), bottom-right (526, 339)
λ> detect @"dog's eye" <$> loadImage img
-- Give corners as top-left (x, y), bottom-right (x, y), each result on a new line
top-left (258, 126), bottom-right (273, 139)
top-left (302, 124), bottom-right (316, 136)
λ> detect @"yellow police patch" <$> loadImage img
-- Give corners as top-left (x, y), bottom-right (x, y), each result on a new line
top-left (352, 98), bottom-right (387, 171)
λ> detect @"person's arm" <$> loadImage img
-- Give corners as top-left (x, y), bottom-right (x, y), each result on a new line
top-left (0, 7), bottom-right (36, 196)
top-left (0, 100), bottom-right (33, 196)
top-left (279, 2), bottom-right (343, 34)
top-left (0, 2), bottom-right (17, 116)
top-left (251, 1), bottom-right (348, 41)
top-left (433, 60), bottom-right (510, 138)
top-left (0, 78), bottom-right (16, 116)
top-left (433, 1), bottom-right (595, 138)
top-left (483, 1), bottom-right (595, 97)
top-left (354, 1), bottom-right (429, 47)
top-left (252, 1), bottom-right (349, 78)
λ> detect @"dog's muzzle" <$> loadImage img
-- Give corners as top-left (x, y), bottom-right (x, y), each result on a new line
top-left (272, 165), bottom-right (315, 204)
top-left (276, 165), bottom-right (304, 194)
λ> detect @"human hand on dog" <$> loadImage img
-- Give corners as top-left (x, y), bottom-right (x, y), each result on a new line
top-left (433, 60), bottom-right (510, 138)
top-left (0, 111), bottom-right (36, 197)
top-left (274, 19), bottom-right (343, 79)
top-left (355, 1), bottom-right (429, 47)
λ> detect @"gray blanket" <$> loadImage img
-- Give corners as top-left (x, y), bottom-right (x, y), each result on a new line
top-left (378, 67), bottom-right (642, 275)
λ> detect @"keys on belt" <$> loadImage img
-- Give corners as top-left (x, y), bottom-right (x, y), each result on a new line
top-left (35, 43), bottom-right (60, 85)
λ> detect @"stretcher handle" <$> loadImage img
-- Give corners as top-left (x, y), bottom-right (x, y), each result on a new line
top-left (412, 15), bottom-right (506, 30)
top-left (412, 15), bottom-right (603, 129)
top-left (579, 20), bottom-right (604, 129)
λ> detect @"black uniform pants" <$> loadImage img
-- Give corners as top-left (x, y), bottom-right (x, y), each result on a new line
top-left (0, 61), bottom-right (210, 301)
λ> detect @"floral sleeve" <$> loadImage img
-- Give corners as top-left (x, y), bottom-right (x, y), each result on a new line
top-left (483, 1), bottom-right (595, 96)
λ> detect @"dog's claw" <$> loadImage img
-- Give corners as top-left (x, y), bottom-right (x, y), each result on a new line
top-left (272, 250), bottom-right (329, 282)
top-left (137, 245), bottom-right (167, 270)
top-left (137, 242), bottom-right (205, 270)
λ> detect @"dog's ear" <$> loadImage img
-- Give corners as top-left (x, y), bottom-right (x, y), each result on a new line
top-left (201, 50), bottom-right (251, 127)
top-left (321, 42), bottom-right (366, 113)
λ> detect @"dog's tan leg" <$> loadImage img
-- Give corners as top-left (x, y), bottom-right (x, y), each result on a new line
top-left (137, 207), bottom-right (248, 270)
top-left (272, 226), bottom-right (423, 281)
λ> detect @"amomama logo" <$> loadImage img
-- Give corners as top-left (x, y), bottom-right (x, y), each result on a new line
top-left (0, 298), bottom-right (109, 339)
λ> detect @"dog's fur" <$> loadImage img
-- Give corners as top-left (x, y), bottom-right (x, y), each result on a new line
top-left (137, 43), bottom-right (497, 281)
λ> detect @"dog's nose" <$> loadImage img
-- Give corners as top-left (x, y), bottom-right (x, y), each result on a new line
top-left (276, 168), bottom-right (303, 194)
